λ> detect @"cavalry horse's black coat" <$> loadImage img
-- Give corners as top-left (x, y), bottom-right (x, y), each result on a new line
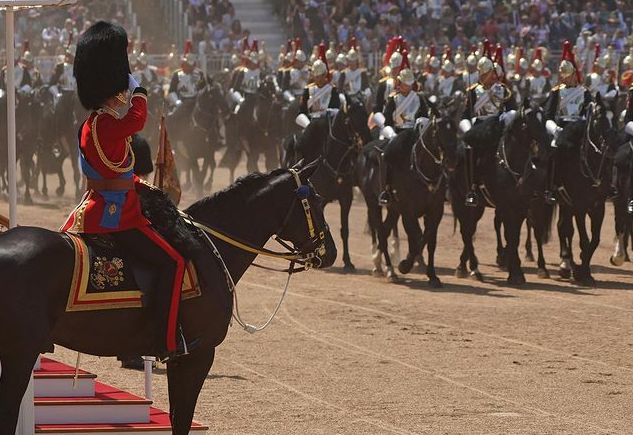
top-left (0, 163), bottom-right (336, 435)
top-left (553, 96), bottom-right (619, 285)
top-left (357, 109), bottom-right (457, 285)
top-left (284, 97), bottom-right (372, 271)
top-left (448, 100), bottom-right (551, 284)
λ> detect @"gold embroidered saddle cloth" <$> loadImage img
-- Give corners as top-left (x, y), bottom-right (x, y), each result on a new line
top-left (64, 233), bottom-right (201, 312)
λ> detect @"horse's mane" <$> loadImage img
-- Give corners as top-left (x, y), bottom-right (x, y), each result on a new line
top-left (186, 168), bottom-right (287, 215)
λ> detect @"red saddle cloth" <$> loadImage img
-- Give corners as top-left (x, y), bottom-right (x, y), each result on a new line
top-left (64, 232), bottom-right (201, 312)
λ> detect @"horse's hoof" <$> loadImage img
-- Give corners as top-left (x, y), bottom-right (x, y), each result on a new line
top-left (537, 268), bottom-right (550, 279)
top-left (525, 252), bottom-right (535, 263)
top-left (455, 265), bottom-right (468, 279)
top-left (398, 259), bottom-right (414, 274)
top-left (386, 269), bottom-right (399, 283)
top-left (428, 277), bottom-right (442, 288)
top-left (507, 274), bottom-right (526, 286)
top-left (574, 274), bottom-right (596, 288)
top-left (496, 254), bottom-right (507, 268)
top-left (415, 255), bottom-right (426, 273)
top-left (372, 268), bottom-right (385, 277)
top-left (55, 186), bottom-right (64, 197)
top-left (470, 270), bottom-right (484, 282)
top-left (343, 263), bottom-right (356, 273)
top-left (559, 268), bottom-right (571, 279)
top-left (610, 255), bottom-right (625, 267)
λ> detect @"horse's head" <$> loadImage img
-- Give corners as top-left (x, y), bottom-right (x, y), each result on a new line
top-left (590, 93), bottom-right (619, 158)
top-left (343, 94), bottom-right (372, 146)
top-left (275, 160), bottom-right (337, 268)
top-left (508, 97), bottom-right (550, 163)
top-left (427, 102), bottom-right (459, 173)
top-left (196, 80), bottom-right (229, 119)
top-left (258, 76), bottom-right (278, 101)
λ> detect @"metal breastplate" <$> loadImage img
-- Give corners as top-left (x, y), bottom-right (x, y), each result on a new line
top-left (60, 63), bottom-right (75, 90)
top-left (384, 78), bottom-right (395, 98)
top-left (393, 93), bottom-right (420, 129)
top-left (308, 85), bottom-right (332, 116)
top-left (424, 73), bottom-right (437, 93)
top-left (344, 69), bottom-right (362, 94)
top-left (290, 68), bottom-right (308, 95)
top-left (557, 86), bottom-right (585, 119)
top-left (438, 76), bottom-right (455, 98)
top-left (530, 76), bottom-right (546, 95)
top-left (463, 71), bottom-right (479, 87)
top-left (243, 68), bottom-right (260, 94)
top-left (14, 67), bottom-right (24, 87)
top-left (177, 70), bottom-right (201, 98)
top-left (473, 84), bottom-right (502, 117)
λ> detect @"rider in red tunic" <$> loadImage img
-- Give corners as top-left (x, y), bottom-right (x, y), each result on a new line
top-left (62, 21), bottom-right (191, 361)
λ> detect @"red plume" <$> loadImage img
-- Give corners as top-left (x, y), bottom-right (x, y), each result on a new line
top-left (517, 47), bottom-right (524, 61)
top-left (23, 40), bottom-right (29, 54)
top-left (252, 39), bottom-right (258, 53)
top-left (594, 43), bottom-right (601, 62)
top-left (470, 44), bottom-right (477, 55)
top-left (444, 47), bottom-right (452, 61)
top-left (294, 37), bottom-right (302, 51)
top-left (400, 49), bottom-right (410, 70)
top-left (318, 42), bottom-right (330, 79)
top-left (287, 39), bottom-right (292, 53)
top-left (141, 41), bottom-right (147, 53)
top-left (562, 40), bottom-right (581, 82)
top-left (383, 37), bottom-right (398, 67)
top-left (184, 39), bottom-right (193, 55)
top-left (533, 47), bottom-right (542, 61)
top-left (494, 44), bottom-right (505, 73)
top-left (400, 38), bottom-right (408, 53)
top-left (337, 43), bottom-right (344, 53)
top-left (483, 39), bottom-right (492, 58)
top-left (429, 44), bottom-right (436, 57)
top-left (241, 37), bottom-right (249, 53)
top-left (349, 36), bottom-right (357, 50)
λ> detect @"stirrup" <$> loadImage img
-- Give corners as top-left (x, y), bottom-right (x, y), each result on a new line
top-left (156, 326), bottom-right (199, 363)
top-left (627, 200), bottom-right (633, 215)
top-left (544, 190), bottom-right (557, 206)
top-left (607, 187), bottom-right (619, 201)
top-left (378, 190), bottom-right (392, 207)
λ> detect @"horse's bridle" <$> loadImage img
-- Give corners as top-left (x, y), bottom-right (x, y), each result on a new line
top-left (497, 106), bottom-right (539, 186)
top-left (580, 102), bottom-right (609, 187)
top-left (183, 168), bottom-right (327, 270)
top-left (410, 115), bottom-right (445, 192)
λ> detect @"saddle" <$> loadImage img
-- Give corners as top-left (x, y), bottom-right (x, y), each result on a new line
top-left (64, 233), bottom-right (201, 312)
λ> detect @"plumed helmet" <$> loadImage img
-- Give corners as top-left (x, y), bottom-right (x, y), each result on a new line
top-left (506, 52), bottom-right (516, 68)
top-left (441, 60), bottom-right (454, 73)
top-left (454, 51), bottom-right (464, 66)
top-left (248, 50), bottom-right (259, 64)
top-left (231, 53), bottom-right (240, 67)
top-left (559, 40), bottom-right (580, 81)
top-left (285, 51), bottom-right (294, 63)
top-left (389, 51), bottom-right (403, 70)
top-left (559, 60), bottom-right (575, 79)
top-left (621, 70), bottom-right (633, 88)
top-left (531, 58), bottom-right (543, 72)
top-left (466, 53), bottom-right (477, 67)
top-left (518, 57), bottom-right (529, 70)
top-left (138, 51), bottom-right (149, 66)
top-left (414, 54), bottom-right (424, 68)
top-left (128, 52), bottom-right (138, 65)
top-left (397, 68), bottom-right (415, 86)
top-left (295, 49), bottom-right (307, 63)
top-left (312, 59), bottom-right (328, 77)
top-left (624, 51), bottom-right (633, 69)
top-left (74, 21), bottom-right (130, 111)
top-left (326, 47), bottom-right (336, 63)
top-left (477, 56), bottom-right (494, 75)
top-left (347, 48), bottom-right (359, 64)
top-left (428, 56), bottom-right (440, 70)
top-left (336, 53), bottom-right (347, 67)
top-left (181, 40), bottom-right (196, 65)
top-left (22, 51), bottom-right (33, 64)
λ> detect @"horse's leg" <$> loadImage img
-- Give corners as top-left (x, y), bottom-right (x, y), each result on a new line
top-left (381, 208), bottom-right (400, 282)
top-left (573, 211), bottom-right (592, 285)
top-left (524, 220), bottom-right (535, 262)
top-left (424, 208), bottom-right (443, 288)
top-left (503, 210), bottom-right (526, 285)
top-left (367, 205), bottom-right (385, 277)
top-left (19, 156), bottom-right (33, 205)
top-left (465, 208), bottom-right (484, 281)
top-left (580, 203), bottom-right (605, 287)
top-left (167, 348), bottom-right (216, 435)
top-left (398, 213), bottom-right (423, 276)
top-left (494, 210), bottom-right (506, 268)
top-left (0, 352), bottom-right (41, 434)
top-left (611, 195), bottom-right (627, 266)
top-left (557, 206), bottom-right (574, 279)
top-left (531, 201), bottom-right (550, 279)
top-left (339, 190), bottom-right (355, 272)
top-left (454, 207), bottom-right (471, 279)
top-left (205, 155), bottom-right (216, 193)
top-left (390, 217), bottom-right (402, 268)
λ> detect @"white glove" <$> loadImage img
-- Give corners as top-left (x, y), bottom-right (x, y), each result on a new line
top-left (550, 139), bottom-right (557, 148)
top-left (604, 89), bottom-right (618, 99)
top-left (296, 113), bottom-right (310, 129)
top-left (373, 112), bottom-right (386, 128)
top-left (381, 126), bottom-right (396, 139)
top-left (625, 121), bottom-right (633, 136)
top-left (19, 84), bottom-right (32, 94)
top-left (49, 85), bottom-right (59, 97)
top-left (499, 110), bottom-right (517, 127)
top-left (363, 88), bottom-right (372, 98)
top-left (283, 90), bottom-right (296, 103)
top-left (545, 119), bottom-right (562, 137)
top-left (128, 73), bottom-right (140, 92)
top-left (459, 119), bottom-right (472, 133)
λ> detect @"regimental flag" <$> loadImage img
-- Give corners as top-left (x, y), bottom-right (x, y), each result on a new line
top-left (153, 115), bottom-right (181, 206)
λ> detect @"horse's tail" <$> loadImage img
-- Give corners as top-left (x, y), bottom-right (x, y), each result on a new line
top-left (542, 202), bottom-right (556, 245)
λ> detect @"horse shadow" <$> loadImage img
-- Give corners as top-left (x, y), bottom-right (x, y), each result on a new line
top-left (396, 275), bottom-right (516, 298)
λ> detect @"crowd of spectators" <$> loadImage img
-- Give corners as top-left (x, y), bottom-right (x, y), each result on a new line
top-left (183, 0), bottom-right (251, 53)
top-left (274, 0), bottom-right (633, 58)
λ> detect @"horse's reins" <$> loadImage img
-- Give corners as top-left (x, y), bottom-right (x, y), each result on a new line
top-left (180, 168), bottom-right (326, 333)
top-left (497, 107), bottom-right (538, 187)
top-left (580, 102), bottom-right (609, 188)
top-left (410, 115), bottom-right (445, 193)
top-left (322, 109), bottom-right (363, 183)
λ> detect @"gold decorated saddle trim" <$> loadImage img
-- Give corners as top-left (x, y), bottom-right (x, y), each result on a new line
top-left (65, 233), bottom-right (201, 312)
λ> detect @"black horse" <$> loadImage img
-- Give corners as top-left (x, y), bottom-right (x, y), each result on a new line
top-left (0, 162), bottom-right (336, 434)
top-left (167, 79), bottom-right (228, 196)
top-left (283, 96), bottom-right (372, 270)
top-left (358, 108), bottom-right (457, 285)
top-left (448, 100), bottom-right (550, 284)
top-left (610, 137), bottom-right (633, 266)
top-left (554, 96), bottom-right (619, 285)
top-left (53, 90), bottom-right (84, 199)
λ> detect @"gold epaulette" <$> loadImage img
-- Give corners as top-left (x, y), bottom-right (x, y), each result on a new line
top-left (379, 76), bottom-right (390, 83)
top-left (552, 84), bottom-right (566, 91)
top-left (466, 82), bottom-right (479, 92)
top-left (307, 82), bottom-right (316, 88)
top-left (388, 91), bottom-right (397, 97)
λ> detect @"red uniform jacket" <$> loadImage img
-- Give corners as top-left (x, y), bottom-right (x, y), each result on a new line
top-left (62, 89), bottom-right (150, 233)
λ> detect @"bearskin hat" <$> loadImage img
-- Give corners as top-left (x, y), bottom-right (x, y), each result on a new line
top-left (74, 21), bottom-right (130, 110)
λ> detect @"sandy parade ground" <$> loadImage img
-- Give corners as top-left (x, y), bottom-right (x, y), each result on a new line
top-left (3, 156), bottom-right (633, 435)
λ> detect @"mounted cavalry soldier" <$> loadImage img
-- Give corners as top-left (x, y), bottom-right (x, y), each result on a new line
top-left (295, 43), bottom-right (341, 129)
top-left (543, 40), bottom-right (593, 205)
top-left (131, 43), bottom-right (160, 90)
top-left (526, 48), bottom-right (551, 105)
top-left (1, 50), bottom-right (34, 93)
top-left (167, 40), bottom-right (206, 108)
top-left (371, 37), bottom-right (404, 124)
top-left (460, 42), bottom-right (516, 207)
top-left (436, 58), bottom-right (464, 102)
top-left (462, 52), bottom-right (479, 90)
top-left (49, 41), bottom-right (77, 103)
top-left (339, 46), bottom-right (371, 102)
top-left (374, 50), bottom-right (430, 206)
top-left (61, 21), bottom-right (194, 361)
top-left (288, 41), bottom-right (310, 101)
top-left (507, 48), bottom-right (529, 103)
top-left (229, 40), bottom-right (262, 121)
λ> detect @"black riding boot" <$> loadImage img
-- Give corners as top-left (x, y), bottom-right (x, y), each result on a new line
top-left (608, 166), bottom-right (619, 201)
top-left (544, 152), bottom-right (557, 205)
top-left (464, 145), bottom-right (478, 207)
top-left (378, 166), bottom-right (394, 206)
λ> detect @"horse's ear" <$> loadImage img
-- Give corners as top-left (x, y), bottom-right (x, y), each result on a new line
top-left (595, 92), bottom-right (603, 105)
top-left (298, 158), bottom-right (320, 182)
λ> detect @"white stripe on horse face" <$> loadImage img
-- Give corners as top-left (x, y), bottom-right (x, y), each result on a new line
top-left (536, 112), bottom-right (542, 123)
